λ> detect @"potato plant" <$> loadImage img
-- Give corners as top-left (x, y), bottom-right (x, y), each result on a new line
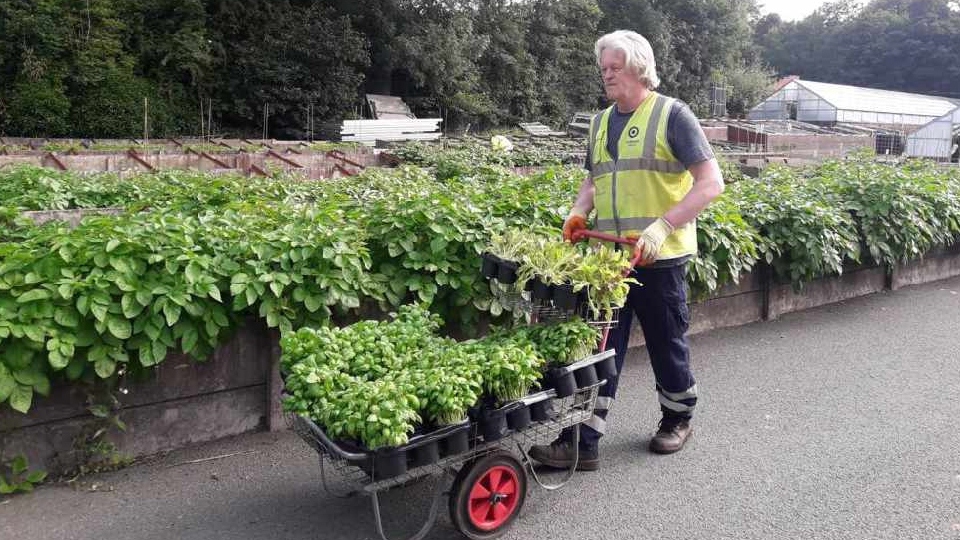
top-left (5, 153), bottom-right (960, 417)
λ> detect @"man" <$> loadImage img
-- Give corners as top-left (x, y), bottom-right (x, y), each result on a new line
top-left (529, 30), bottom-right (724, 470)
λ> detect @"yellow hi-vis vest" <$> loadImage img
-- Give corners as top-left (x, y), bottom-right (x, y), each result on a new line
top-left (589, 92), bottom-right (697, 261)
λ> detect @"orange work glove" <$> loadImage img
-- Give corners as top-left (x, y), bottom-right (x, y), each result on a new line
top-left (562, 212), bottom-right (588, 243)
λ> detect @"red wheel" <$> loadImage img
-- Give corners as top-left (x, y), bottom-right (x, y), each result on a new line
top-left (450, 453), bottom-right (527, 540)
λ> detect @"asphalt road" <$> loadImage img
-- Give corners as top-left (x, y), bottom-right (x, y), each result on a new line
top-left (3, 276), bottom-right (960, 540)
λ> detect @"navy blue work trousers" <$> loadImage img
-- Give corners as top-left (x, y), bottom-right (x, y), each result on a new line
top-left (576, 263), bottom-right (698, 450)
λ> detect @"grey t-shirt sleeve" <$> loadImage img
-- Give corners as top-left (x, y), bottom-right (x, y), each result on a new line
top-left (666, 101), bottom-right (715, 168)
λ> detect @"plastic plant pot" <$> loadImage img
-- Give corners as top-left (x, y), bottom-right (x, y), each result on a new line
top-left (552, 283), bottom-right (579, 311)
top-left (576, 291), bottom-right (591, 316)
top-left (372, 448), bottom-right (408, 480)
top-left (532, 279), bottom-right (552, 301)
top-left (505, 404), bottom-right (531, 430)
top-left (529, 398), bottom-right (556, 422)
top-left (480, 407), bottom-right (509, 442)
top-left (497, 260), bottom-right (519, 284)
top-left (481, 252), bottom-right (500, 279)
top-left (594, 354), bottom-right (618, 382)
top-left (411, 441), bottom-right (440, 468)
top-left (441, 425), bottom-right (471, 456)
top-left (574, 364), bottom-right (599, 388)
top-left (547, 367), bottom-right (577, 398)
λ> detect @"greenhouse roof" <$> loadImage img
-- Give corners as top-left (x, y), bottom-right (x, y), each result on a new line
top-left (793, 80), bottom-right (959, 117)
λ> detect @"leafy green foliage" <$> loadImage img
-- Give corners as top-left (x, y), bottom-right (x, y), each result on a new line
top-left (0, 454), bottom-right (47, 494)
top-left (729, 165), bottom-right (861, 285)
top-left (4, 154), bottom-right (960, 416)
top-left (689, 192), bottom-right (769, 300)
top-left (509, 320), bottom-right (600, 366)
top-left (488, 228), bottom-right (634, 320)
top-left (393, 137), bottom-right (585, 172)
top-left (810, 158), bottom-right (960, 265)
top-left (280, 304), bottom-right (548, 448)
top-left (0, 0), bottom-right (770, 136)
top-left (0, 166), bottom-right (134, 210)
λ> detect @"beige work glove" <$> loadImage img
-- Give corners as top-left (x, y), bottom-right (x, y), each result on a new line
top-left (634, 217), bottom-right (675, 266)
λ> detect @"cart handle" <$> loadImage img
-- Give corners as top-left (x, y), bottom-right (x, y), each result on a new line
top-left (570, 229), bottom-right (643, 268)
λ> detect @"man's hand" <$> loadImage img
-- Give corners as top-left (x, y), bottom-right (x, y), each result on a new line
top-left (634, 217), bottom-right (674, 266)
top-left (562, 212), bottom-right (588, 242)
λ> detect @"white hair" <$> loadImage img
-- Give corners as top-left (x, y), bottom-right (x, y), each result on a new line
top-left (595, 30), bottom-right (660, 89)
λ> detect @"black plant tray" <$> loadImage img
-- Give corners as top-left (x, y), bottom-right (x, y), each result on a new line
top-left (543, 349), bottom-right (616, 397)
top-left (292, 416), bottom-right (472, 481)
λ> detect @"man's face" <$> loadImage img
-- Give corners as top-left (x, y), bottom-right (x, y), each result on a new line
top-left (599, 48), bottom-right (644, 103)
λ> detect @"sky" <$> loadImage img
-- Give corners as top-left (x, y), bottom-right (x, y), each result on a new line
top-left (758, 0), bottom-right (832, 21)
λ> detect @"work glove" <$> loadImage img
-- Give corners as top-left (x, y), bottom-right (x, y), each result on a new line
top-left (634, 217), bottom-right (675, 266)
top-left (562, 211), bottom-right (588, 242)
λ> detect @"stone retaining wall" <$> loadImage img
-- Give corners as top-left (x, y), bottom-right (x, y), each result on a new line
top-left (0, 319), bottom-right (277, 474)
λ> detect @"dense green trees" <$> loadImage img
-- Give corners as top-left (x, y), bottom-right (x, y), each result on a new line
top-left (5, 0), bottom-right (957, 138)
top-left (757, 0), bottom-right (960, 98)
top-left (0, 0), bottom-right (764, 137)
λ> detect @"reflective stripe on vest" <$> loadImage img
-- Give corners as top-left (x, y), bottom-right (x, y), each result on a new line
top-left (589, 93), bottom-right (697, 260)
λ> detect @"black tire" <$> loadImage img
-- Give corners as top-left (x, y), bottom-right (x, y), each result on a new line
top-left (449, 453), bottom-right (527, 540)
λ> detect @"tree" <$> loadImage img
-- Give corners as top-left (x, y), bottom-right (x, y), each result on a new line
top-left (4, 76), bottom-right (71, 136)
top-left (390, 1), bottom-right (490, 127)
top-left (714, 62), bottom-right (776, 117)
top-left (0, 0), bottom-right (73, 136)
top-left (206, 0), bottom-right (369, 138)
top-left (526, 0), bottom-right (603, 124)
top-left (757, 0), bottom-right (960, 98)
top-left (473, 0), bottom-right (539, 126)
top-left (597, 0), bottom-right (761, 114)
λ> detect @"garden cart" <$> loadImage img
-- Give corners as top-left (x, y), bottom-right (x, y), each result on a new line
top-left (288, 229), bottom-right (641, 540)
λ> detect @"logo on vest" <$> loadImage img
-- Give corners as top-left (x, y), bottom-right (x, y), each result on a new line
top-left (628, 127), bottom-right (640, 138)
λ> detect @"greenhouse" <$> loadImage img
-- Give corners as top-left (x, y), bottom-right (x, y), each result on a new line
top-left (904, 106), bottom-right (960, 161)
top-left (748, 79), bottom-right (959, 129)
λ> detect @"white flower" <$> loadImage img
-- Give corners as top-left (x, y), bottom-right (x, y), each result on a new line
top-left (490, 135), bottom-right (513, 153)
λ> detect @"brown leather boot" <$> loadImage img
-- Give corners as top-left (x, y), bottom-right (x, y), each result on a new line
top-left (528, 440), bottom-right (600, 471)
top-left (649, 416), bottom-right (693, 454)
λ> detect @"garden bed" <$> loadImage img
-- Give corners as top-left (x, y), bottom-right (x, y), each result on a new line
top-left (0, 319), bottom-right (277, 474)
top-left (4, 247), bottom-right (959, 474)
top-left (4, 154), bottom-right (960, 475)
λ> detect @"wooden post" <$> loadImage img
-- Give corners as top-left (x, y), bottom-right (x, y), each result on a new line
top-left (126, 148), bottom-right (156, 171)
top-left (143, 96), bottom-right (149, 145)
top-left (208, 98), bottom-right (212, 143)
top-left (263, 103), bottom-right (268, 141)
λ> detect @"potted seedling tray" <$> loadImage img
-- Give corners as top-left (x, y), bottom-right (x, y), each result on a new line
top-left (293, 416), bottom-right (473, 480)
top-left (544, 349), bottom-right (616, 397)
top-left (471, 400), bottom-right (523, 442)
top-left (519, 389), bottom-right (557, 423)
